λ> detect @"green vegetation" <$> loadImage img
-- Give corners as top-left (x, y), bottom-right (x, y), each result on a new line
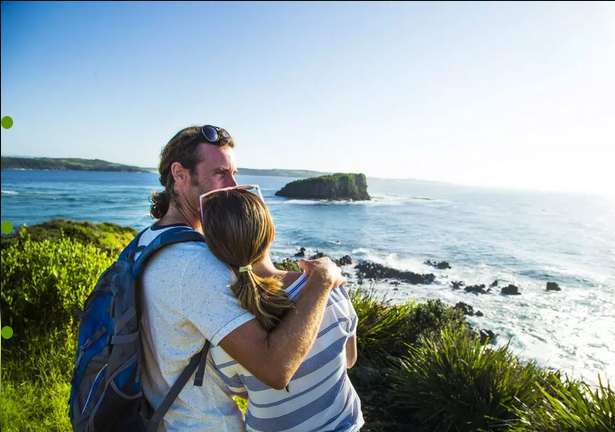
top-left (1, 157), bottom-right (152, 172)
top-left (393, 325), bottom-right (554, 431)
top-left (1, 219), bottom-right (137, 253)
top-left (1, 224), bottom-right (613, 431)
top-left (1, 234), bottom-right (117, 431)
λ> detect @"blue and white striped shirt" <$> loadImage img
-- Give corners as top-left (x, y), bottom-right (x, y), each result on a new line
top-left (210, 274), bottom-right (364, 432)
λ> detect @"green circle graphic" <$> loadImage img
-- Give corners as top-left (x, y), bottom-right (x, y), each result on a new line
top-left (1, 326), bottom-right (13, 339)
top-left (1, 116), bottom-right (13, 129)
top-left (2, 221), bottom-right (14, 234)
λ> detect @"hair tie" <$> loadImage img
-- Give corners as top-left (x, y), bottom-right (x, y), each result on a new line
top-left (239, 265), bottom-right (252, 273)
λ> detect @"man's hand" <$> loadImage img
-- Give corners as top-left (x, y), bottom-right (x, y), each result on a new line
top-left (299, 257), bottom-right (346, 289)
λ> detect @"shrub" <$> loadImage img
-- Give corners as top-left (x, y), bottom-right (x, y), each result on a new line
top-left (273, 258), bottom-right (301, 272)
top-left (1, 219), bottom-right (137, 254)
top-left (350, 289), bottom-right (466, 367)
top-left (348, 290), bottom-right (467, 431)
top-left (1, 234), bottom-right (116, 383)
top-left (514, 375), bottom-right (615, 432)
top-left (392, 324), bottom-right (552, 432)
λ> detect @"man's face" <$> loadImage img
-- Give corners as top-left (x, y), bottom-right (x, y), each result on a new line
top-left (187, 143), bottom-right (238, 212)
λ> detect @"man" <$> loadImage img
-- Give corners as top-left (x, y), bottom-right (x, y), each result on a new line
top-left (139, 124), bottom-right (346, 431)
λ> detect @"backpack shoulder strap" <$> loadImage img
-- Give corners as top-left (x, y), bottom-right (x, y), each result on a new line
top-left (147, 341), bottom-right (211, 432)
top-left (133, 226), bottom-right (210, 432)
top-left (119, 227), bottom-right (150, 262)
top-left (132, 226), bottom-right (205, 279)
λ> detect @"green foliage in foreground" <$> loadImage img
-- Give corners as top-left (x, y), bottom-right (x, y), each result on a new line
top-left (393, 325), bottom-right (555, 431)
top-left (513, 376), bottom-right (615, 432)
top-left (1, 380), bottom-right (72, 432)
top-left (350, 288), bottom-right (466, 368)
top-left (1, 218), bottom-right (137, 253)
top-left (1, 228), bottom-right (613, 432)
top-left (1, 235), bottom-right (116, 365)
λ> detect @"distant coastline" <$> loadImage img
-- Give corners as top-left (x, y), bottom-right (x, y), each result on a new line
top-left (0, 156), bottom-right (332, 178)
top-left (1, 157), bottom-right (151, 173)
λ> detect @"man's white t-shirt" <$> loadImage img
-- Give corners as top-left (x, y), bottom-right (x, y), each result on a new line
top-left (137, 224), bottom-right (254, 432)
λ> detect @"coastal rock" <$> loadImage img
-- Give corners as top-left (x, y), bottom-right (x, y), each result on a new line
top-left (336, 255), bottom-right (352, 266)
top-left (501, 284), bottom-right (521, 295)
top-left (451, 281), bottom-right (465, 289)
top-left (454, 302), bottom-right (483, 317)
top-left (275, 173), bottom-right (370, 201)
top-left (355, 262), bottom-right (435, 285)
top-left (464, 284), bottom-right (488, 294)
top-left (490, 280), bottom-right (499, 287)
top-left (546, 282), bottom-right (561, 291)
top-left (480, 329), bottom-right (496, 344)
top-left (295, 247), bottom-right (306, 257)
top-left (310, 251), bottom-right (326, 260)
top-left (304, 251), bottom-right (352, 267)
top-left (424, 260), bottom-right (452, 270)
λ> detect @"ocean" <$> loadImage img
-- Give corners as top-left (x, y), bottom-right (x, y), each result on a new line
top-left (2, 169), bottom-right (614, 385)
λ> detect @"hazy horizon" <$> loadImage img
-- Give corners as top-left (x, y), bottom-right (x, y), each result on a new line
top-left (4, 153), bottom-right (614, 199)
top-left (2, 2), bottom-right (614, 196)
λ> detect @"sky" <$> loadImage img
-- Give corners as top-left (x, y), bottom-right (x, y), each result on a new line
top-left (1, 1), bottom-right (614, 195)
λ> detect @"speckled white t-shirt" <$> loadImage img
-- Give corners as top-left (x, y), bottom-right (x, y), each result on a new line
top-left (137, 224), bottom-right (255, 432)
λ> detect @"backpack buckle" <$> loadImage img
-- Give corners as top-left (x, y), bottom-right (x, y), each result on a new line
top-left (126, 245), bottom-right (146, 262)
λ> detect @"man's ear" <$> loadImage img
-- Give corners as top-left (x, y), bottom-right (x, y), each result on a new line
top-left (170, 161), bottom-right (189, 184)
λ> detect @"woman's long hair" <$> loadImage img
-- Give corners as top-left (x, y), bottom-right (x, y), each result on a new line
top-left (201, 190), bottom-right (294, 330)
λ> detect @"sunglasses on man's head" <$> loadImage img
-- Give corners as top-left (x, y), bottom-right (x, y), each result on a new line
top-left (186, 125), bottom-right (232, 146)
top-left (199, 184), bottom-right (264, 221)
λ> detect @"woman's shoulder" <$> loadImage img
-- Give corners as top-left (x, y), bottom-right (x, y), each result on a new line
top-left (284, 272), bottom-right (308, 299)
top-left (283, 271), bottom-right (304, 287)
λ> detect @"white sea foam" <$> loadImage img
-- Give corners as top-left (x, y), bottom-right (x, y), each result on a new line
top-left (339, 260), bottom-right (615, 386)
top-left (1, 190), bottom-right (19, 195)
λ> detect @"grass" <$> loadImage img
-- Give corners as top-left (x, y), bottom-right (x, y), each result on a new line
top-left (1, 380), bottom-right (72, 432)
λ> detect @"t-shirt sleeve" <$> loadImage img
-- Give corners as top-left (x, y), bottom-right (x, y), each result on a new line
top-left (178, 246), bottom-right (255, 346)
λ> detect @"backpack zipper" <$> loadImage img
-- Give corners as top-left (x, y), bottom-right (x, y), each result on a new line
top-left (82, 364), bottom-right (108, 414)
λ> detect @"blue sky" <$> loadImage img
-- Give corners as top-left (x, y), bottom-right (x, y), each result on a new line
top-left (1, 1), bottom-right (614, 195)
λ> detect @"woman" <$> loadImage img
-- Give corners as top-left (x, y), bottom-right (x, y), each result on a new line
top-left (200, 185), bottom-right (363, 432)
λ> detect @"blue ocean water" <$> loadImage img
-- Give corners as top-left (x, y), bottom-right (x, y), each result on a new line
top-left (2, 170), bottom-right (614, 384)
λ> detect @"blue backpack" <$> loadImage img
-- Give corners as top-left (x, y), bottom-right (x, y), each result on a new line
top-left (69, 226), bottom-right (210, 432)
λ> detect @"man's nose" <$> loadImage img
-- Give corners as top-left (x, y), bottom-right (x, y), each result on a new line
top-left (225, 174), bottom-right (238, 188)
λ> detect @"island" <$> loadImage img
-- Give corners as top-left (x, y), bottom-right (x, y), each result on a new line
top-left (275, 173), bottom-right (371, 200)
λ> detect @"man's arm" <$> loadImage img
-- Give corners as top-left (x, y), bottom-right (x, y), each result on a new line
top-left (218, 257), bottom-right (345, 390)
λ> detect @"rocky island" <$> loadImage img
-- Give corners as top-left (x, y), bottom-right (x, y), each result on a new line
top-left (275, 173), bottom-right (371, 201)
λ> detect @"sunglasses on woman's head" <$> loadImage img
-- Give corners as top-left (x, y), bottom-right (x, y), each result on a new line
top-left (199, 185), bottom-right (264, 222)
top-left (186, 125), bottom-right (232, 146)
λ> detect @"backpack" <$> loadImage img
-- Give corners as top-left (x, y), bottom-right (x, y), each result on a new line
top-left (69, 226), bottom-right (210, 432)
